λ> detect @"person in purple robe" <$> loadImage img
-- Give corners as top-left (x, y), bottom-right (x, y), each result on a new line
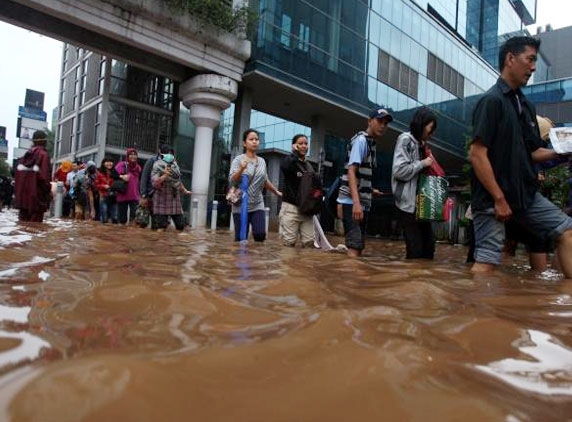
top-left (14, 130), bottom-right (52, 222)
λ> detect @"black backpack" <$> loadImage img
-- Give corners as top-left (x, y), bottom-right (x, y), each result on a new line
top-left (324, 176), bottom-right (341, 218)
top-left (296, 161), bottom-right (324, 216)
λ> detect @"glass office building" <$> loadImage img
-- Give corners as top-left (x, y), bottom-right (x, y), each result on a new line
top-left (217, 0), bottom-right (539, 234)
top-left (523, 77), bottom-right (572, 126)
top-left (226, 0), bottom-right (536, 175)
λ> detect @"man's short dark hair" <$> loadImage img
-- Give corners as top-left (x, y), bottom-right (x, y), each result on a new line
top-left (498, 36), bottom-right (541, 72)
top-left (409, 107), bottom-right (437, 142)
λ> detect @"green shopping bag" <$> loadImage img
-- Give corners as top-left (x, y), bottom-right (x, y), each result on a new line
top-left (415, 175), bottom-right (448, 221)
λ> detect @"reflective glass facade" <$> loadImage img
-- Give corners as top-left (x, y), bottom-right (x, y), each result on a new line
top-left (220, 104), bottom-right (311, 153)
top-left (218, 0), bottom-right (537, 229)
top-left (466, 0), bottom-right (529, 70)
top-left (522, 78), bottom-right (572, 126)
top-left (246, 0), bottom-right (516, 160)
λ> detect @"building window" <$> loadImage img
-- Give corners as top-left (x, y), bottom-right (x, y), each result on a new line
top-left (98, 59), bottom-right (106, 95)
top-left (378, 49), bottom-right (418, 99)
top-left (298, 23), bottom-right (310, 52)
top-left (80, 59), bottom-right (88, 105)
top-left (280, 14), bottom-right (292, 48)
top-left (73, 66), bottom-right (80, 109)
top-left (94, 103), bottom-right (102, 143)
top-left (70, 117), bottom-right (75, 152)
top-left (427, 53), bottom-right (464, 98)
top-left (77, 113), bottom-right (83, 149)
top-left (63, 46), bottom-right (69, 73)
top-left (59, 88), bottom-right (65, 118)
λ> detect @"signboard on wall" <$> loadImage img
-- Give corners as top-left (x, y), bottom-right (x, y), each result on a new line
top-left (24, 89), bottom-right (45, 111)
top-left (18, 106), bottom-right (47, 122)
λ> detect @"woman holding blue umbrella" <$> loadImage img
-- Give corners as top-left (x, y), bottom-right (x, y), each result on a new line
top-left (229, 129), bottom-right (282, 242)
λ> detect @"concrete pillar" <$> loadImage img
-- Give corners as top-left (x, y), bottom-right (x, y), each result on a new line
top-left (310, 114), bottom-right (326, 162)
top-left (231, 86), bottom-right (253, 156)
top-left (179, 74), bottom-right (238, 228)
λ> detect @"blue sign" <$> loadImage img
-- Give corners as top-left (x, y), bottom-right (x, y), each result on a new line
top-left (18, 106), bottom-right (47, 122)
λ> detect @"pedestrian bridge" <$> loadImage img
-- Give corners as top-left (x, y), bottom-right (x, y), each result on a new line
top-left (0, 0), bottom-right (250, 82)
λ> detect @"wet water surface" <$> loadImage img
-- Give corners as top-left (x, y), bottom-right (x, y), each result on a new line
top-left (0, 209), bottom-right (571, 421)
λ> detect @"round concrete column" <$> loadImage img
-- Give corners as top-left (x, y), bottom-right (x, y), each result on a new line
top-left (179, 74), bottom-right (238, 228)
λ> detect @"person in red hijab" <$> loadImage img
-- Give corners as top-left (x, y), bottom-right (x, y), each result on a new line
top-left (14, 130), bottom-right (52, 222)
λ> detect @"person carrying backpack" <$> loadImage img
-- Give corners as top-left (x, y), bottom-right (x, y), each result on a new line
top-left (279, 134), bottom-right (322, 247)
top-left (72, 161), bottom-right (97, 220)
top-left (337, 106), bottom-right (393, 257)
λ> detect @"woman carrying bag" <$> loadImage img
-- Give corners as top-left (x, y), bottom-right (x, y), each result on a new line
top-left (114, 148), bottom-right (141, 225)
top-left (391, 107), bottom-right (444, 259)
top-left (228, 129), bottom-right (282, 242)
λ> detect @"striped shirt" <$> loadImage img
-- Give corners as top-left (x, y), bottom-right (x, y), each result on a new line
top-left (337, 131), bottom-right (376, 210)
top-left (229, 155), bottom-right (268, 213)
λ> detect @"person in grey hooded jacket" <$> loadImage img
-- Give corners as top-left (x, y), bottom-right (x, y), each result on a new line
top-left (391, 108), bottom-right (439, 259)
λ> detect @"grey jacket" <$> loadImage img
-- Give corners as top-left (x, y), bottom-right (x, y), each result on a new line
top-left (391, 132), bottom-right (426, 213)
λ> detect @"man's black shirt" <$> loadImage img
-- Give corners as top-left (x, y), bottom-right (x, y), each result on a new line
top-left (471, 78), bottom-right (544, 211)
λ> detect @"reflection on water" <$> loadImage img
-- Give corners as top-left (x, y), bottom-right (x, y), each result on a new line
top-left (0, 209), bottom-right (571, 421)
top-left (475, 329), bottom-right (572, 396)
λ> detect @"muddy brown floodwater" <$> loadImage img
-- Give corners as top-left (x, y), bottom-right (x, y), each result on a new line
top-left (0, 209), bottom-right (571, 421)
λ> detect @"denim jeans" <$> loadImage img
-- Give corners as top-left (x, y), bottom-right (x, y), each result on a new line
top-left (99, 196), bottom-right (118, 223)
top-left (341, 204), bottom-right (368, 252)
top-left (233, 209), bottom-right (266, 242)
top-left (473, 192), bottom-right (572, 264)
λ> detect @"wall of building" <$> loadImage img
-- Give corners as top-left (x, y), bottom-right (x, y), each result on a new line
top-left (536, 26), bottom-right (572, 82)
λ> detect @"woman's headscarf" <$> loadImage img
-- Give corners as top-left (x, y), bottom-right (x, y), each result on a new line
top-left (60, 160), bottom-right (72, 173)
top-left (126, 148), bottom-right (138, 169)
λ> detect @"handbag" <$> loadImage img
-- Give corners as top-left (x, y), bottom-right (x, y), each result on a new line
top-left (111, 162), bottom-right (128, 193)
top-left (415, 174), bottom-right (449, 221)
top-left (226, 186), bottom-right (242, 205)
top-left (111, 179), bottom-right (127, 193)
top-left (134, 204), bottom-right (150, 227)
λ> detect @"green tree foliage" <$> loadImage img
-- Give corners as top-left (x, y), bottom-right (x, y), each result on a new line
top-left (164, 0), bottom-right (257, 35)
top-left (45, 128), bottom-right (55, 158)
top-left (539, 164), bottom-right (570, 210)
top-left (0, 159), bottom-right (10, 177)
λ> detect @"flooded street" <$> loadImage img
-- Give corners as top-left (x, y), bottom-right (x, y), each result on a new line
top-left (0, 209), bottom-right (571, 421)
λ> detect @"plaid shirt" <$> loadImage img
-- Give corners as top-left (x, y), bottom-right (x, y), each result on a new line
top-left (152, 161), bottom-right (184, 215)
top-left (152, 185), bottom-right (183, 215)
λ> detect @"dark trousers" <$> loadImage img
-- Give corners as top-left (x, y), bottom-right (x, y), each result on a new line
top-left (18, 209), bottom-right (45, 222)
top-left (155, 214), bottom-right (185, 231)
top-left (341, 204), bottom-right (368, 252)
top-left (398, 209), bottom-right (435, 259)
top-left (233, 209), bottom-right (266, 242)
top-left (118, 201), bottom-right (138, 224)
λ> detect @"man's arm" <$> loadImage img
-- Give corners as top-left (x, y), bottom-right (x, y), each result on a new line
top-left (139, 158), bottom-right (154, 196)
top-left (531, 147), bottom-right (562, 163)
top-left (469, 139), bottom-right (512, 221)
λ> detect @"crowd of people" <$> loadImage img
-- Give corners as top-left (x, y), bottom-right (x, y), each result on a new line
top-left (269, 36), bottom-right (572, 279)
top-left (9, 36), bottom-right (572, 278)
top-left (11, 142), bottom-right (191, 231)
